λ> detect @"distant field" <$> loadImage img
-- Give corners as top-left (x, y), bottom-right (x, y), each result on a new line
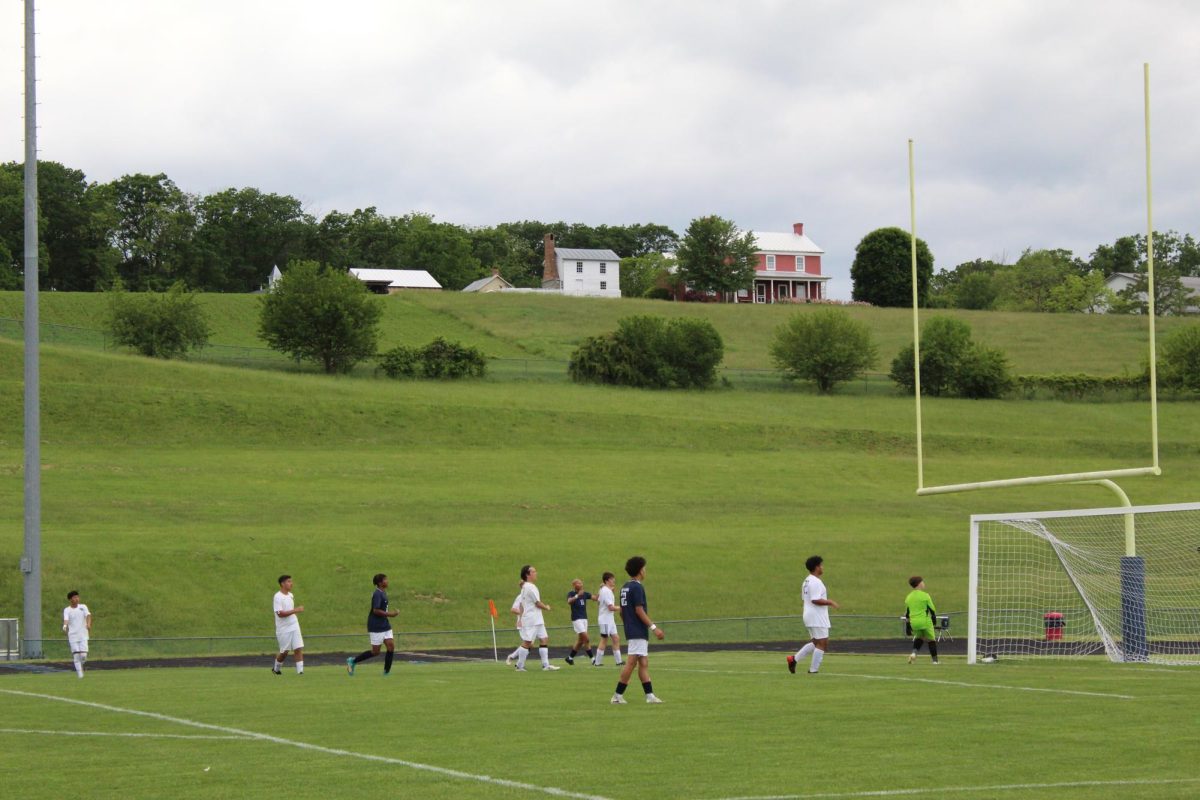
top-left (2, 337), bottom-right (1195, 644)
top-left (0, 289), bottom-right (1185, 374)
top-left (3, 653), bottom-right (1199, 799)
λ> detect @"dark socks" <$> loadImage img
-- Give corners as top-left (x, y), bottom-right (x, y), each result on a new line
top-left (587, 648), bottom-right (596, 659)
top-left (354, 650), bottom-right (377, 663)
top-left (642, 681), bottom-right (653, 695)
top-left (615, 681), bottom-right (628, 695)
top-left (384, 650), bottom-right (394, 673)
top-left (929, 641), bottom-right (939, 659)
top-left (912, 638), bottom-right (925, 651)
top-left (569, 649), bottom-right (577, 658)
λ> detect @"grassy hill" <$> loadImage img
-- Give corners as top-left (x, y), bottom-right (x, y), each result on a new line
top-left (2, 333), bottom-right (1196, 648)
top-left (1, 289), bottom-right (1187, 374)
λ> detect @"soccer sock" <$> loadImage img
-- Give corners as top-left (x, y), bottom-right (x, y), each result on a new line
top-left (613, 645), bottom-right (622, 663)
top-left (272, 657), bottom-right (282, 672)
top-left (295, 660), bottom-right (303, 674)
top-left (810, 648), bottom-right (825, 672)
top-left (615, 681), bottom-right (628, 695)
top-left (539, 646), bottom-right (550, 667)
top-left (642, 681), bottom-right (653, 695)
top-left (929, 641), bottom-right (939, 660)
top-left (794, 642), bottom-right (815, 661)
top-left (74, 653), bottom-right (84, 677)
top-left (516, 646), bottom-right (529, 668)
top-left (587, 648), bottom-right (596, 660)
top-left (912, 638), bottom-right (925, 652)
top-left (569, 648), bottom-right (577, 658)
top-left (594, 647), bottom-right (604, 663)
top-left (508, 647), bottom-right (521, 660)
top-left (355, 650), bottom-right (377, 664)
top-left (384, 650), bottom-right (394, 673)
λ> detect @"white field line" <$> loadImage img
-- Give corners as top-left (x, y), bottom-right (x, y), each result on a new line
top-left (1, 689), bottom-right (611, 800)
top-left (0, 727), bottom-right (252, 740)
top-left (657, 667), bottom-right (1135, 699)
top-left (714, 776), bottom-right (1200, 800)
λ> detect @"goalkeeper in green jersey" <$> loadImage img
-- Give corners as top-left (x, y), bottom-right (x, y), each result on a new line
top-left (904, 577), bottom-right (939, 664)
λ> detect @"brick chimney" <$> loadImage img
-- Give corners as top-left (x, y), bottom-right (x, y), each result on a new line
top-left (793, 222), bottom-right (804, 236)
top-left (542, 233), bottom-right (561, 288)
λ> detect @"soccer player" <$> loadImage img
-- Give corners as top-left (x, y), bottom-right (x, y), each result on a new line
top-left (786, 555), bottom-right (839, 675)
top-left (904, 576), bottom-right (939, 665)
top-left (515, 565), bottom-right (559, 671)
top-left (347, 573), bottom-right (400, 676)
top-left (593, 571), bottom-right (623, 666)
top-left (611, 556), bottom-right (664, 704)
top-left (273, 575), bottom-right (305, 675)
top-left (62, 591), bottom-right (91, 679)
top-left (565, 578), bottom-right (596, 665)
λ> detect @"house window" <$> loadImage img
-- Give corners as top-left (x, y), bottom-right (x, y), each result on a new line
top-left (600, 263), bottom-right (607, 274)
top-left (766, 254), bottom-right (776, 271)
top-left (576, 262), bottom-right (583, 273)
top-left (796, 255), bottom-right (805, 271)
top-left (600, 281), bottom-right (607, 290)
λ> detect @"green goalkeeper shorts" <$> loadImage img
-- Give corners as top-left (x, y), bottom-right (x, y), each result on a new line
top-left (911, 624), bottom-right (936, 641)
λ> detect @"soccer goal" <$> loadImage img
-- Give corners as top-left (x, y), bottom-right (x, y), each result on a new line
top-left (969, 502), bottom-right (1200, 665)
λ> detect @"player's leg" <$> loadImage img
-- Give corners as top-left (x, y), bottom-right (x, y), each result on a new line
top-left (612, 639), bottom-right (645, 703)
top-left (293, 646), bottom-right (304, 674)
top-left (383, 634), bottom-right (396, 674)
top-left (611, 632), bottom-right (622, 665)
top-left (908, 636), bottom-right (925, 664)
top-left (594, 633), bottom-right (607, 665)
top-left (539, 631), bottom-right (557, 670)
top-left (927, 632), bottom-right (939, 664)
top-left (348, 638), bottom-right (382, 675)
top-left (809, 634), bottom-right (829, 673)
top-left (516, 637), bottom-right (533, 670)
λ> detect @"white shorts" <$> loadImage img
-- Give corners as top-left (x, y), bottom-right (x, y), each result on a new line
top-left (598, 620), bottom-right (618, 637)
top-left (572, 619), bottom-right (589, 634)
top-left (276, 629), bottom-right (303, 652)
top-left (369, 630), bottom-right (395, 647)
top-left (520, 624), bottom-right (548, 641)
top-left (627, 638), bottom-right (649, 657)
top-left (68, 636), bottom-right (89, 655)
top-left (807, 626), bottom-right (830, 640)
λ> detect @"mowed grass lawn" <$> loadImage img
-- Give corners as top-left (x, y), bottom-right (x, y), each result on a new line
top-left (2, 653), bottom-right (1199, 799)
top-left (2, 338), bottom-right (1198, 640)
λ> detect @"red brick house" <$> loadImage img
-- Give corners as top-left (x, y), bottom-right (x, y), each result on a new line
top-left (733, 222), bottom-right (829, 303)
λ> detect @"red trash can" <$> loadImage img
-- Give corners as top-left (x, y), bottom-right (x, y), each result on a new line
top-left (1044, 612), bottom-right (1065, 640)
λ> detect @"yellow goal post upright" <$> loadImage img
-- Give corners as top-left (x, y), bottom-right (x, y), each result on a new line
top-left (907, 65), bottom-right (1165, 664)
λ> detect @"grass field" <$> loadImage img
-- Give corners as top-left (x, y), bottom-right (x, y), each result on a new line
top-left (3, 653), bottom-right (1199, 799)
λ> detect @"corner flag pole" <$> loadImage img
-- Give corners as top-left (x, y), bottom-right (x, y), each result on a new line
top-left (487, 599), bottom-right (499, 661)
top-left (22, 0), bottom-right (43, 660)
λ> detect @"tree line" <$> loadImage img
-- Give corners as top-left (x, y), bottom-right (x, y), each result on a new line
top-left (0, 161), bottom-right (679, 293)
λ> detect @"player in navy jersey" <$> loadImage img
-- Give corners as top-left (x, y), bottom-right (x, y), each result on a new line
top-left (347, 573), bottom-right (400, 676)
top-left (565, 579), bottom-right (596, 665)
top-left (611, 556), bottom-right (665, 704)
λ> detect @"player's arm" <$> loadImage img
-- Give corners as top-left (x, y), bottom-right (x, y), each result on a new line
top-left (85, 613), bottom-right (92, 632)
top-left (536, 599), bottom-right (552, 611)
top-left (634, 605), bottom-right (665, 640)
top-left (814, 597), bottom-right (839, 609)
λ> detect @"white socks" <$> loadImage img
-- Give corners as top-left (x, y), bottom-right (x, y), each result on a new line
top-left (73, 653), bottom-right (85, 678)
top-left (794, 643), bottom-right (815, 661)
top-left (295, 661), bottom-right (304, 674)
top-left (810, 648), bottom-right (825, 672)
top-left (516, 646), bottom-right (529, 669)
top-left (539, 647), bottom-right (549, 667)
top-left (272, 658), bottom-right (282, 673)
top-left (613, 645), bottom-right (622, 664)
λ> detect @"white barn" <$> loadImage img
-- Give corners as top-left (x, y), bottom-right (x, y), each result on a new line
top-left (348, 268), bottom-right (442, 294)
top-left (541, 234), bottom-right (621, 298)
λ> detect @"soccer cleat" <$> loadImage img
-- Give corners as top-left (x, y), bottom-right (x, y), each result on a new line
top-left (592, 660), bottom-right (603, 666)
top-left (565, 656), bottom-right (574, 665)
top-left (346, 657), bottom-right (356, 676)
top-left (542, 664), bottom-right (560, 671)
top-left (646, 694), bottom-right (664, 704)
top-left (807, 670), bottom-right (819, 674)
top-left (504, 654), bottom-right (514, 666)
top-left (932, 659), bottom-right (939, 665)
top-left (787, 655), bottom-right (797, 674)
top-left (514, 666), bottom-right (527, 672)
top-left (383, 671), bottom-right (392, 677)
top-left (908, 653), bottom-right (916, 664)
top-left (610, 693), bottom-right (627, 704)
top-left (272, 667), bottom-right (281, 675)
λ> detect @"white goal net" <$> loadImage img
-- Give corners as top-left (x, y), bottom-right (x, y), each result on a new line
top-left (969, 502), bottom-right (1200, 665)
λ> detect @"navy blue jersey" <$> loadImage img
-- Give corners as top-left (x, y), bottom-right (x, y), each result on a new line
top-left (567, 590), bottom-right (592, 621)
top-left (620, 580), bottom-right (649, 640)
top-left (367, 588), bottom-right (392, 632)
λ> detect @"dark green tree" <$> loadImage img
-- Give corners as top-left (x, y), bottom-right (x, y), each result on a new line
top-left (675, 215), bottom-right (757, 298)
top-left (105, 173), bottom-right (197, 290)
top-left (1159, 324), bottom-right (1200, 392)
top-left (619, 252), bottom-right (674, 298)
top-left (258, 260), bottom-right (384, 374)
top-left (890, 316), bottom-right (1011, 399)
top-left (770, 309), bottom-right (878, 393)
top-left (850, 227), bottom-right (933, 307)
top-left (105, 280), bottom-right (212, 358)
top-left (569, 315), bottom-right (723, 389)
top-left (191, 187), bottom-right (314, 292)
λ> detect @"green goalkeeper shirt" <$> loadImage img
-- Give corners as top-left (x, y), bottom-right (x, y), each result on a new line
top-left (904, 589), bottom-right (937, 628)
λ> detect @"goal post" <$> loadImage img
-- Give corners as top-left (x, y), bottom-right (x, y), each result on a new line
top-left (969, 502), bottom-right (1200, 665)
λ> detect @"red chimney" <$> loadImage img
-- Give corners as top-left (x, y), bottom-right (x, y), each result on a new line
top-left (543, 233), bottom-right (559, 283)
top-left (793, 222), bottom-right (804, 236)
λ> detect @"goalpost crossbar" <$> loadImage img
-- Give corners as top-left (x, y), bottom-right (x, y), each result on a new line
top-left (917, 466), bottom-right (1161, 497)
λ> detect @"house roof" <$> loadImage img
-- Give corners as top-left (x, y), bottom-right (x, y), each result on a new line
top-left (462, 273), bottom-right (513, 292)
top-left (348, 268), bottom-right (442, 289)
top-left (750, 231), bottom-right (824, 254)
top-left (1108, 272), bottom-right (1200, 293)
top-left (556, 248), bottom-right (621, 262)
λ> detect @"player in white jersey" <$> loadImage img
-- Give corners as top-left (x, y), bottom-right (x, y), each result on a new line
top-left (62, 591), bottom-right (91, 678)
top-left (272, 574), bottom-right (305, 675)
top-left (592, 572), bottom-right (623, 666)
top-left (515, 565), bottom-right (558, 671)
top-left (787, 555), bottom-right (839, 675)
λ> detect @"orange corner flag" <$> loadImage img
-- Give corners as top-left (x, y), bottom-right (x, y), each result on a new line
top-left (488, 599), bottom-right (498, 618)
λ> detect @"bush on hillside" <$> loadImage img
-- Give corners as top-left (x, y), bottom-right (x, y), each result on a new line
top-left (377, 338), bottom-right (487, 380)
top-left (890, 316), bottom-right (1011, 399)
top-left (769, 308), bottom-right (878, 394)
top-left (1159, 324), bottom-right (1200, 393)
top-left (105, 280), bottom-right (211, 359)
top-left (568, 315), bottom-right (724, 389)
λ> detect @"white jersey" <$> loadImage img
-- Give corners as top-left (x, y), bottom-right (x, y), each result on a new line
top-left (63, 604), bottom-right (90, 638)
top-left (519, 582), bottom-right (544, 626)
top-left (273, 591), bottom-right (300, 633)
top-left (511, 592), bottom-right (524, 626)
top-left (596, 586), bottom-right (616, 625)
top-left (802, 575), bottom-right (830, 628)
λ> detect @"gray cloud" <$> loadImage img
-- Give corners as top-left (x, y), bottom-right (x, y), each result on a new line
top-left (3, 1), bottom-right (1198, 297)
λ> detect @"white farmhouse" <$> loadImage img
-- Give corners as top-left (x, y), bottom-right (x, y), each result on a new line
top-left (541, 234), bottom-right (621, 298)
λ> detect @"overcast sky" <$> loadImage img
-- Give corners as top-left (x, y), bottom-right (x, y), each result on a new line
top-left (2, 1), bottom-right (1198, 297)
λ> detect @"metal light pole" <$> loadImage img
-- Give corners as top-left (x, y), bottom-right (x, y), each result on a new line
top-left (22, 0), bottom-right (43, 659)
